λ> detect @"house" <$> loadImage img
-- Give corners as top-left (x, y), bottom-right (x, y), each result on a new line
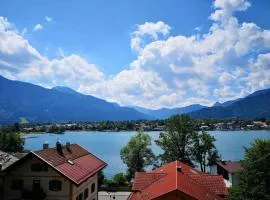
top-left (199, 125), bottom-right (210, 130)
top-left (2, 141), bottom-right (107, 200)
top-left (0, 150), bottom-right (20, 199)
top-left (216, 161), bottom-right (242, 186)
top-left (129, 160), bottom-right (228, 200)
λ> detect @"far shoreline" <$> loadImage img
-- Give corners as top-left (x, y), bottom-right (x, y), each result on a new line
top-left (23, 129), bottom-right (270, 136)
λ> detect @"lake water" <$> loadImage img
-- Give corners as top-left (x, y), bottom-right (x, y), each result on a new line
top-left (23, 130), bottom-right (270, 178)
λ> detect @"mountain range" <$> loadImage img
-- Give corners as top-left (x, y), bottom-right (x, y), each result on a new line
top-left (0, 75), bottom-right (270, 124)
top-left (0, 76), bottom-right (150, 124)
top-left (189, 88), bottom-right (270, 119)
top-left (133, 104), bottom-right (206, 119)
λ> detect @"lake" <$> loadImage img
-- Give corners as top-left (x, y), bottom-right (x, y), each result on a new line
top-left (23, 130), bottom-right (270, 178)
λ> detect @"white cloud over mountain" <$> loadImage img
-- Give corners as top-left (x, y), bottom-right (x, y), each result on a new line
top-left (0, 0), bottom-right (270, 109)
top-left (0, 16), bottom-right (104, 88)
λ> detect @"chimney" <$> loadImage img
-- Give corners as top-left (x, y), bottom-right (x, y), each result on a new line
top-left (56, 139), bottom-right (63, 155)
top-left (43, 141), bottom-right (49, 150)
top-left (176, 166), bottom-right (182, 172)
top-left (66, 142), bottom-right (71, 151)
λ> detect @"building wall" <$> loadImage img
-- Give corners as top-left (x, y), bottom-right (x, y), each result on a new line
top-left (0, 173), bottom-right (4, 199)
top-left (4, 156), bottom-right (70, 200)
top-left (71, 174), bottom-right (98, 200)
top-left (217, 165), bottom-right (229, 180)
top-left (154, 190), bottom-right (197, 200)
top-left (3, 155), bottom-right (99, 200)
top-left (231, 173), bottom-right (239, 186)
top-left (228, 173), bottom-right (233, 183)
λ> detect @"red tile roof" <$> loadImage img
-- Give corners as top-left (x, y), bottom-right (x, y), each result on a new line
top-left (129, 161), bottom-right (228, 200)
top-left (132, 172), bottom-right (167, 191)
top-left (33, 144), bottom-right (107, 185)
top-left (217, 161), bottom-right (242, 173)
top-left (190, 174), bottom-right (228, 196)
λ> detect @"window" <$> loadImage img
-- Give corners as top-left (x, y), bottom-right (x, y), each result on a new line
top-left (11, 179), bottom-right (23, 190)
top-left (84, 188), bottom-right (89, 199)
top-left (76, 193), bottom-right (83, 200)
top-left (31, 164), bottom-right (48, 172)
top-left (32, 180), bottom-right (41, 191)
top-left (49, 180), bottom-right (62, 191)
top-left (91, 183), bottom-right (95, 193)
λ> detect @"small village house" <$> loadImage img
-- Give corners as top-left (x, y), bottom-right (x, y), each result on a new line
top-left (215, 161), bottom-right (242, 186)
top-left (129, 160), bottom-right (228, 200)
top-left (0, 150), bottom-right (19, 199)
top-left (2, 141), bottom-right (107, 200)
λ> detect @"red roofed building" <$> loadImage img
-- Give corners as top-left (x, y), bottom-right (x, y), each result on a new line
top-left (216, 161), bottom-right (242, 186)
top-left (2, 142), bottom-right (107, 200)
top-left (129, 161), bottom-right (228, 200)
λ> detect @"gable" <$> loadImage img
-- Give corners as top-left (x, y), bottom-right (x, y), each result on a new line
top-left (5, 153), bottom-right (63, 178)
top-left (154, 190), bottom-right (197, 200)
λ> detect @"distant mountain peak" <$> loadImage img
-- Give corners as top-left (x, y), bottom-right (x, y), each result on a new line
top-left (213, 102), bottom-right (222, 107)
top-left (52, 86), bottom-right (79, 95)
top-left (190, 88), bottom-right (270, 119)
top-left (133, 104), bottom-right (206, 119)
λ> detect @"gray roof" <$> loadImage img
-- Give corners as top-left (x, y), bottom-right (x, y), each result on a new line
top-left (0, 150), bottom-right (19, 171)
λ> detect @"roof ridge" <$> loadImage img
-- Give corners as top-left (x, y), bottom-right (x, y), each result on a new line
top-left (33, 143), bottom-right (78, 152)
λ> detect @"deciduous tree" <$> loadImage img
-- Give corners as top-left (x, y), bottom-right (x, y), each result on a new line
top-left (228, 139), bottom-right (270, 200)
top-left (192, 131), bottom-right (219, 172)
top-left (155, 115), bottom-right (196, 166)
top-left (120, 132), bottom-right (156, 180)
top-left (0, 131), bottom-right (24, 152)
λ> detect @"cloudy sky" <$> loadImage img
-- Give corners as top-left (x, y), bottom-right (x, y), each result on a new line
top-left (0, 0), bottom-right (270, 109)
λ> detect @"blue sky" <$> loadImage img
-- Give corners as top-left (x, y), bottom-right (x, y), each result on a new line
top-left (0, 0), bottom-right (270, 108)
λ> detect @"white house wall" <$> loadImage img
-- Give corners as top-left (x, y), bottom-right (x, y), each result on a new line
top-left (3, 155), bottom-right (99, 200)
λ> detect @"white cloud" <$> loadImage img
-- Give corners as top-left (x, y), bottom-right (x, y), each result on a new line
top-left (33, 24), bottom-right (43, 31)
top-left (214, 86), bottom-right (246, 102)
top-left (56, 47), bottom-right (65, 58)
top-left (131, 21), bottom-right (171, 52)
top-left (247, 53), bottom-right (270, 92)
top-left (210, 0), bottom-right (251, 23)
top-left (18, 54), bottom-right (104, 88)
top-left (219, 72), bottom-right (235, 84)
top-left (21, 28), bottom-right (27, 35)
top-left (0, 17), bottom-right (42, 67)
top-left (1, 0), bottom-right (270, 109)
top-left (45, 16), bottom-right (52, 22)
top-left (0, 16), bottom-right (104, 90)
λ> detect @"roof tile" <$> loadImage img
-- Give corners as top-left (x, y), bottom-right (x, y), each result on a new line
top-left (33, 144), bottom-right (107, 185)
top-left (130, 160), bottom-right (228, 200)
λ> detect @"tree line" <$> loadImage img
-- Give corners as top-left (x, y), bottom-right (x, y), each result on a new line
top-left (120, 115), bottom-right (219, 180)
top-left (0, 125), bottom-right (24, 152)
